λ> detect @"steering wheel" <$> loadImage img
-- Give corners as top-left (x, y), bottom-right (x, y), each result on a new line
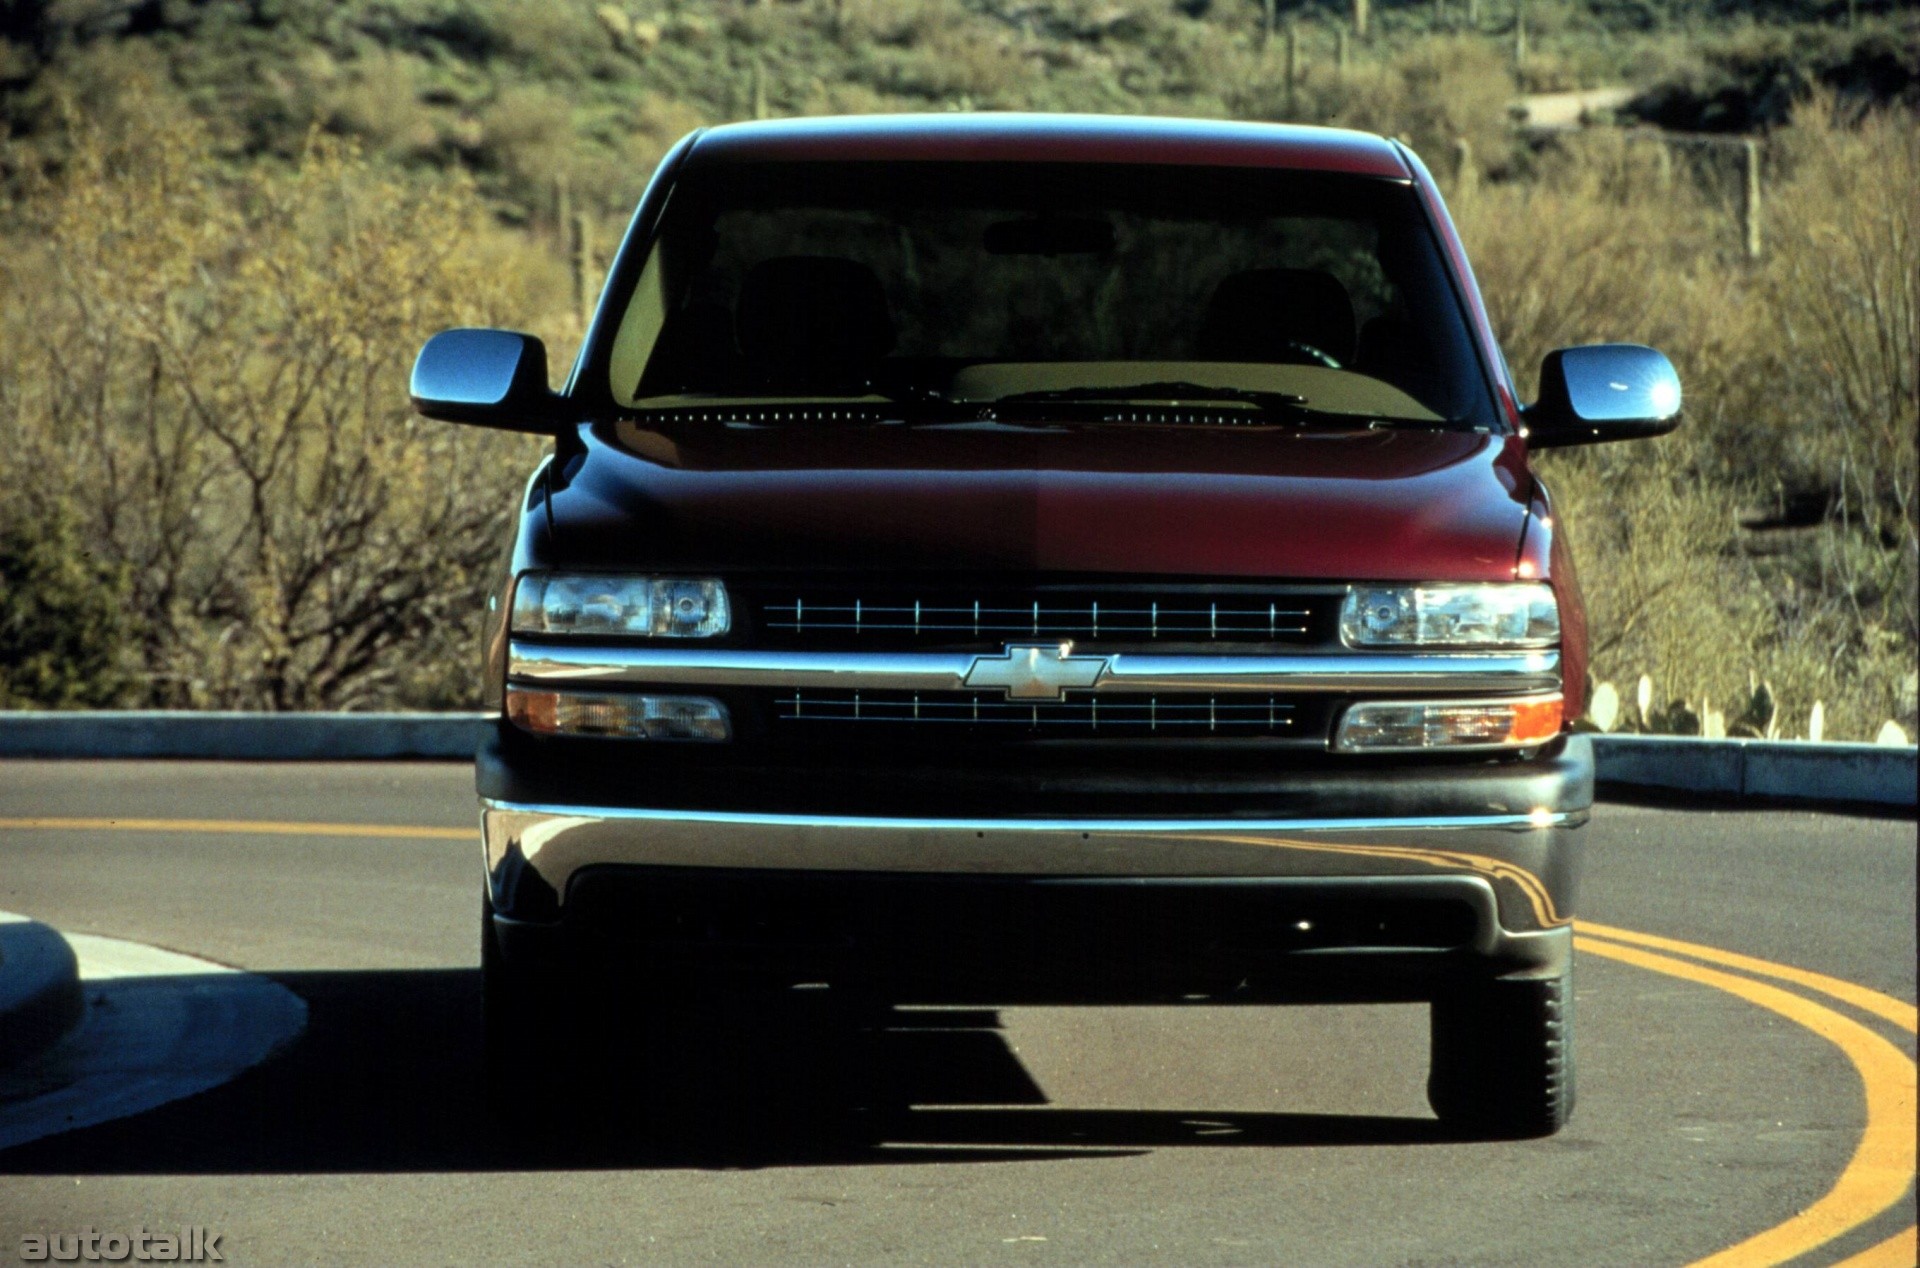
top-left (1278, 340), bottom-right (1343, 370)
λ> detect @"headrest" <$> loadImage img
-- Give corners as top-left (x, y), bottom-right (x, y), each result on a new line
top-left (735, 256), bottom-right (894, 391)
top-left (1198, 268), bottom-right (1357, 366)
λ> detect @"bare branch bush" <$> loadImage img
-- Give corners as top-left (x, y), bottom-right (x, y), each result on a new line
top-left (1764, 94), bottom-right (1918, 647)
top-left (0, 95), bottom-right (562, 709)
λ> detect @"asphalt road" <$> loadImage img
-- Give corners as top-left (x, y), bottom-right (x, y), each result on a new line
top-left (0, 760), bottom-right (1913, 1267)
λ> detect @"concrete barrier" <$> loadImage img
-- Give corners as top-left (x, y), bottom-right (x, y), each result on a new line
top-left (1592, 734), bottom-right (1916, 807)
top-left (0, 711), bottom-right (1912, 808)
top-left (0, 711), bottom-right (489, 761)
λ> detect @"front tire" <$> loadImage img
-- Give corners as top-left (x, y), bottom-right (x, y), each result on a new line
top-left (483, 894), bottom-right (600, 1128)
top-left (1427, 967), bottom-right (1575, 1139)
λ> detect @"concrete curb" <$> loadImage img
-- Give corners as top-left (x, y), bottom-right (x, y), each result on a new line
top-left (0, 913), bottom-right (84, 1069)
top-left (0, 711), bottom-right (488, 761)
top-left (0, 928), bottom-right (309, 1152)
top-left (0, 712), bottom-right (1912, 808)
top-left (1591, 734), bottom-right (1916, 808)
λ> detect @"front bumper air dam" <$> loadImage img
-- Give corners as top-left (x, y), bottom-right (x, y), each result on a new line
top-left (480, 736), bottom-right (1590, 976)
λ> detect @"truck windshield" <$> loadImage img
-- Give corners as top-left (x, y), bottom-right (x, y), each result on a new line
top-left (606, 161), bottom-right (1497, 427)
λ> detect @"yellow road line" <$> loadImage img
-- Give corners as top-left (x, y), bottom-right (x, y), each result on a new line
top-left (0, 816), bottom-right (470, 841)
top-left (1195, 832), bottom-right (1566, 928)
top-left (1578, 935), bottom-right (1917, 1268)
top-left (1831, 1224), bottom-right (1918, 1267)
top-left (1579, 919), bottom-right (1918, 1035)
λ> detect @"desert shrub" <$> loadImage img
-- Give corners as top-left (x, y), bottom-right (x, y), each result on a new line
top-left (0, 501), bottom-right (137, 709)
top-left (479, 80), bottom-right (579, 191)
top-left (321, 46), bottom-right (439, 156)
top-left (0, 91), bottom-right (566, 709)
top-left (482, 0), bottom-right (615, 79)
top-left (1456, 99), bottom-right (1919, 739)
top-left (1762, 96), bottom-right (1917, 641)
top-left (858, 7), bottom-right (1033, 104)
top-left (1295, 37), bottom-right (1521, 178)
top-left (1625, 19), bottom-right (1920, 131)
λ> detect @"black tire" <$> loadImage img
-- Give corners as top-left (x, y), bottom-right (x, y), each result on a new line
top-left (482, 894), bottom-right (602, 1129)
top-left (1427, 967), bottom-right (1575, 1139)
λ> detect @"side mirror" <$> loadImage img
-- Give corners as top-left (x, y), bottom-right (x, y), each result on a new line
top-left (410, 329), bottom-right (561, 433)
top-left (1524, 343), bottom-right (1682, 449)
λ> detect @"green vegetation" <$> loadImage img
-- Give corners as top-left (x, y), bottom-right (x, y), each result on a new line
top-left (0, 1), bottom-right (1913, 737)
top-left (0, 500), bottom-right (136, 708)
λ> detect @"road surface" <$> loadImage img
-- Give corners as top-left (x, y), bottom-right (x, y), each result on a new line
top-left (0, 761), bottom-right (1912, 1266)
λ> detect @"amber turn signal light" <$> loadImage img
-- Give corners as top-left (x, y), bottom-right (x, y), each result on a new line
top-left (1334, 695), bottom-right (1564, 752)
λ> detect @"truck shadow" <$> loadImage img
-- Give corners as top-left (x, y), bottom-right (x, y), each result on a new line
top-left (0, 967), bottom-right (1451, 1175)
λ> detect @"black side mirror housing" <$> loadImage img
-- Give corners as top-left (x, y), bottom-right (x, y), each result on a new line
top-left (410, 329), bottom-right (562, 433)
top-left (1524, 343), bottom-right (1682, 449)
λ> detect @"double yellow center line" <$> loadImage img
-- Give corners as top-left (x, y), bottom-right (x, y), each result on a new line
top-left (1576, 922), bottom-right (1915, 1267)
top-left (0, 816), bottom-right (472, 840)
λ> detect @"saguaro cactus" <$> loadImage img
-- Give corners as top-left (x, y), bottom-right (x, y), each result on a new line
top-left (1285, 24), bottom-right (1301, 114)
top-left (572, 211), bottom-right (595, 330)
top-left (1739, 139), bottom-right (1763, 260)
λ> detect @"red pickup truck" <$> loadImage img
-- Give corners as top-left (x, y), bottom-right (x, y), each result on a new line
top-left (411, 114), bottom-right (1680, 1139)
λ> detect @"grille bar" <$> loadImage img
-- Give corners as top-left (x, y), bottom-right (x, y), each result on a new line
top-left (753, 589), bottom-right (1332, 646)
top-left (771, 690), bottom-right (1304, 735)
top-left (764, 606), bottom-right (1313, 634)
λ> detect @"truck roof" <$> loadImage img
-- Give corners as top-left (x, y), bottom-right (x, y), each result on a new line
top-left (685, 113), bottom-right (1412, 178)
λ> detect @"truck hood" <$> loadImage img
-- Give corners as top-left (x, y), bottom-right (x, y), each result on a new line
top-left (546, 419), bottom-right (1534, 581)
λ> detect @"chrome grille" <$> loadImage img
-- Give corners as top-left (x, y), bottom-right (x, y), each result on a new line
top-left (770, 690), bottom-right (1307, 736)
top-left (752, 587), bottom-right (1331, 647)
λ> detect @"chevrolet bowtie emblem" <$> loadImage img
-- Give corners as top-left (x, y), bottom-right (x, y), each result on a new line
top-left (964, 642), bottom-right (1109, 701)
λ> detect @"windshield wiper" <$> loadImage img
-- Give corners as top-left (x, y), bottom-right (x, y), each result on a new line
top-left (993, 381), bottom-right (1307, 414)
top-left (990, 381), bottom-right (1468, 429)
top-left (626, 382), bottom-right (1475, 431)
top-left (868, 382), bottom-right (950, 407)
top-left (624, 384), bottom-right (965, 423)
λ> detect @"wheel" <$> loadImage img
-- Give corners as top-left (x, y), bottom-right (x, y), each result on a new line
top-left (482, 893), bottom-right (601, 1128)
top-left (1427, 967), bottom-right (1575, 1139)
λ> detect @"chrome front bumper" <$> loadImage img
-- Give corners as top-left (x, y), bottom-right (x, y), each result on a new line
top-left (508, 643), bottom-right (1564, 696)
top-left (482, 800), bottom-right (1585, 939)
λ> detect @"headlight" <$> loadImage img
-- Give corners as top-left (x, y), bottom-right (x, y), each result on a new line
top-left (1339, 583), bottom-right (1559, 649)
top-left (512, 573), bottom-right (731, 638)
top-left (1334, 695), bottom-right (1563, 752)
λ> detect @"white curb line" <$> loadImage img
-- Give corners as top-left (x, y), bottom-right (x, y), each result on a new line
top-left (0, 926), bottom-right (307, 1153)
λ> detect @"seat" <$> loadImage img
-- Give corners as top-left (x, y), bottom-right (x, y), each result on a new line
top-left (1353, 311), bottom-right (1447, 411)
top-left (641, 292), bottom-right (738, 395)
top-left (1197, 268), bottom-right (1357, 367)
top-left (734, 256), bottom-right (895, 393)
